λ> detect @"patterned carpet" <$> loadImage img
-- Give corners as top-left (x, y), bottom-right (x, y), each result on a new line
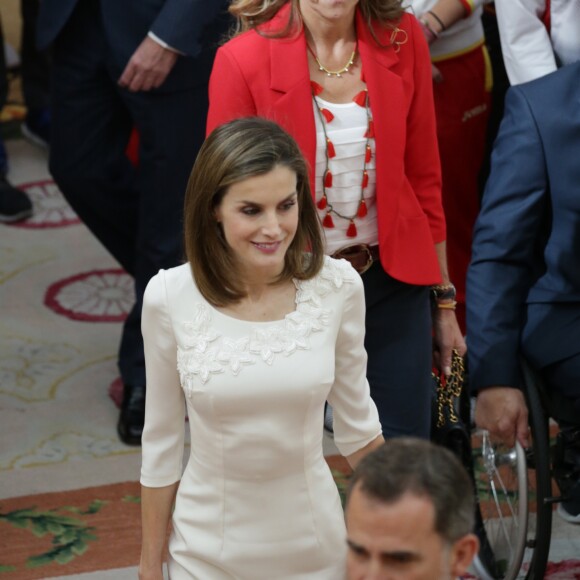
top-left (1, 122), bottom-right (144, 578)
top-left (0, 482), bottom-right (142, 578)
top-left (1, 125), bottom-right (579, 578)
top-left (0, 459), bottom-right (352, 579)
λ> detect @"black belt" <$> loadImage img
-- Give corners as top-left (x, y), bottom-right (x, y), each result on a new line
top-left (331, 244), bottom-right (380, 274)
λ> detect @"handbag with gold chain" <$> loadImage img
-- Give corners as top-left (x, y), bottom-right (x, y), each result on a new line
top-left (430, 349), bottom-right (471, 465)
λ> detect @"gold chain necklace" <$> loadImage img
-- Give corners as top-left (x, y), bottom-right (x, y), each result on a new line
top-left (308, 44), bottom-right (357, 78)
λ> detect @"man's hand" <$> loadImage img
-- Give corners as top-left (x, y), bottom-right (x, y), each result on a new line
top-left (475, 387), bottom-right (530, 448)
top-left (118, 36), bottom-right (178, 92)
top-left (432, 309), bottom-right (466, 376)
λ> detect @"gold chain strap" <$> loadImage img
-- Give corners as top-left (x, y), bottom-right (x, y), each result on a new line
top-left (433, 350), bottom-right (465, 429)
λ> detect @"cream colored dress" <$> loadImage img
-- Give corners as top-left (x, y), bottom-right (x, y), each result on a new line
top-left (140, 256), bottom-right (381, 579)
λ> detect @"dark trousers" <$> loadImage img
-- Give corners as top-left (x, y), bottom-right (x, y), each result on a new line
top-left (0, 0), bottom-right (50, 173)
top-left (543, 354), bottom-right (580, 415)
top-left (540, 343), bottom-right (580, 514)
top-left (20, 0), bottom-right (51, 110)
top-left (49, 0), bottom-right (207, 386)
top-left (362, 263), bottom-right (432, 439)
top-left (524, 303), bottom-right (580, 414)
top-left (0, 0), bottom-right (50, 111)
top-left (0, 18), bottom-right (6, 111)
top-left (0, 14), bottom-right (8, 174)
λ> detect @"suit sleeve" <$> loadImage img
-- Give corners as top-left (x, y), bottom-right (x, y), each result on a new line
top-left (207, 45), bottom-right (258, 135)
top-left (404, 16), bottom-right (446, 243)
top-left (494, 0), bottom-right (555, 85)
top-left (149, 0), bottom-right (228, 58)
top-left (466, 85), bottom-right (548, 391)
top-left (140, 271), bottom-right (186, 487)
top-left (327, 263), bottom-right (382, 457)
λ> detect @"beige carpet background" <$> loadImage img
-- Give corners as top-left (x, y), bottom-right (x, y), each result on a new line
top-left (0, 132), bottom-right (145, 577)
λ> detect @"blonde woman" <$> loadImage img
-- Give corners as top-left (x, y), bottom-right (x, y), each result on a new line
top-left (208, 0), bottom-right (466, 439)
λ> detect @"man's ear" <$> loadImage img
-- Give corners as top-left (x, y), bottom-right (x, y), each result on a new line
top-left (449, 533), bottom-right (479, 577)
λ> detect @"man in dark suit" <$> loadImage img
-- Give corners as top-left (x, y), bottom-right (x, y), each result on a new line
top-left (37, 0), bottom-right (230, 444)
top-left (467, 61), bottom-right (580, 524)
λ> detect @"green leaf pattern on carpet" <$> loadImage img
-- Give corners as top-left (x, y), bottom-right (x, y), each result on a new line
top-left (0, 501), bottom-right (103, 570)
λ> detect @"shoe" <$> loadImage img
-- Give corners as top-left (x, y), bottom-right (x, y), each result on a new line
top-left (324, 403), bottom-right (334, 434)
top-left (21, 108), bottom-right (51, 149)
top-left (557, 503), bottom-right (580, 524)
top-left (117, 383), bottom-right (145, 445)
top-left (0, 175), bottom-right (33, 223)
top-left (554, 428), bottom-right (580, 524)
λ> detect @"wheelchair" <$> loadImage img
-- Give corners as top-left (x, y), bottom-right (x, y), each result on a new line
top-left (467, 357), bottom-right (580, 580)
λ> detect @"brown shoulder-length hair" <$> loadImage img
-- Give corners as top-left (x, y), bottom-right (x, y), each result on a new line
top-left (228, 0), bottom-right (404, 38)
top-left (347, 439), bottom-right (475, 545)
top-left (184, 117), bottom-right (325, 307)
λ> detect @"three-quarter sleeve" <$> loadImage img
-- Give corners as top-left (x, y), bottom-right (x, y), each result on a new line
top-left (140, 270), bottom-right (186, 487)
top-left (327, 265), bottom-right (382, 457)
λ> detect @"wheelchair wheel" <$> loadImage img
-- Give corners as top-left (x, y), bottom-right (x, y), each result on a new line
top-left (470, 381), bottom-right (552, 579)
top-left (520, 362), bottom-right (553, 579)
top-left (471, 433), bottom-right (529, 579)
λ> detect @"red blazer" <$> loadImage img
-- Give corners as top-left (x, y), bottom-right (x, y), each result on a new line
top-left (207, 5), bottom-right (445, 285)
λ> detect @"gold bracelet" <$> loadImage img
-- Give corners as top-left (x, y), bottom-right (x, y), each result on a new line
top-left (435, 300), bottom-right (457, 310)
top-left (431, 282), bottom-right (456, 302)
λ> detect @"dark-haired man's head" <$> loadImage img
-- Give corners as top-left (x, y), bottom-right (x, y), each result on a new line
top-left (345, 438), bottom-right (479, 580)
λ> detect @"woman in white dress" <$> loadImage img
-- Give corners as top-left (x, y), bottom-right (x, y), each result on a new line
top-left (139, 117), bottom-right (384, 580)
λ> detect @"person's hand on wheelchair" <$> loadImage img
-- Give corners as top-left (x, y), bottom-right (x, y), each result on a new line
top-left (475, 387), bottom-right (531, 448)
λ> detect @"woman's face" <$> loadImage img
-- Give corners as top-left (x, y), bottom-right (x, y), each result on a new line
top-left (215, 165), bottom-right (299, 281)
top-left (299, 0), bottom-right (359, 25)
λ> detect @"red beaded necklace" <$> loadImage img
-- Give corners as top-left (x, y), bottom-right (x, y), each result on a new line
top-left (311, 80), bottom-right (374, 238)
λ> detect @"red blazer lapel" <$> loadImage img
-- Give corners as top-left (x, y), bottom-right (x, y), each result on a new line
top-left (356, 11), bottom-right (406, 233)
top-left (258, 7), bottom-right (411, 208)
top-left (268, 11), bottom-right (317, 192)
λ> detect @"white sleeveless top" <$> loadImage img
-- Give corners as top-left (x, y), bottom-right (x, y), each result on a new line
top-left (313, 96), bottom-right (378, 255)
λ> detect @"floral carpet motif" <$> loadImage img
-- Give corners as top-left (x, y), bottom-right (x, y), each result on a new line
top-left (5, 180), bottom-right (80, 229)
top-left (0, 337), bottom-right (80, 402)
top-left (44, 269), bottom-right (133, 322)
top-left (543, 560), bottom-right (580, 578)
top-left (1, 432), bottom-right (135, 472)
top-left (0, 461), bottom-right (350, 579)
top-left (0, 482), bottom-right (142, 579)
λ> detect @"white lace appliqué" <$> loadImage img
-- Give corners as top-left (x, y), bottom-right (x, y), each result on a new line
top-left (176, 258), bottom-right (354, 396)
